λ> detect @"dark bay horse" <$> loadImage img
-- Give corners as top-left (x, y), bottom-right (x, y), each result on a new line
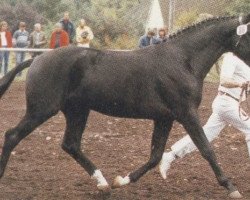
top-left (0, 14), bottom-right (250, 198)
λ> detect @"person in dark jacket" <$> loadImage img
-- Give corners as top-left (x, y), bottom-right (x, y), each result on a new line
top-left (60, 12), bottom-right (75, 44)
top-left (13, 22), bottom-right (29, 76)
top-left (138, 29), bottom-right (155, 48)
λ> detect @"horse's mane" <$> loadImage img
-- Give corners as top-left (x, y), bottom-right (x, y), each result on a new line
top-left (168, 15), bottom-right (237, 40)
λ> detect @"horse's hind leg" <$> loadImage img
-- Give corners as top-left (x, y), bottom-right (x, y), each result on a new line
top-left (0, 112), bottom-right (53, 178)
top-left (180, 111), bottom-right (242, 199)
top-left (113, 118), bottom-right (173, 188)
top-left (61, 108), bottom-right (110, 192)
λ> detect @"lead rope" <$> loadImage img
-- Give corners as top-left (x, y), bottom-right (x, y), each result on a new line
top-left (235, 37), bottom-right (242, 47)
top-left (239, 82), bottom-right (250, 121)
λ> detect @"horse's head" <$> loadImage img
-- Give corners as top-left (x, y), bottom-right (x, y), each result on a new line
top-left (231, 13), bottom-right (250, 65)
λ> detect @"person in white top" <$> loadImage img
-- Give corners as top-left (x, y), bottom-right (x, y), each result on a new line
top-left (159, 52), bottom-right (250, 179)
top-left (76, 19), bottom-right (94, 48)
top-left (0, 21), bottom-right (12, 75)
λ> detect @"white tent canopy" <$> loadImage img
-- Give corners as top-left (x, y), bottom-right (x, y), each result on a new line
top-left (146, 0), bottom-right (164, 31)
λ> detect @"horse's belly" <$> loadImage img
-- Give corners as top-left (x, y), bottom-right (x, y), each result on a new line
top-left (90, 102), bottom-right (143, 118)
top-left (89, 100), bottom-right (171, 120)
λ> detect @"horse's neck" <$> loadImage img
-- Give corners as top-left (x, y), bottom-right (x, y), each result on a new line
top-left (190, 40), bottom-right (226, 80)
top-left (173, 22), bottom-right (235, 80)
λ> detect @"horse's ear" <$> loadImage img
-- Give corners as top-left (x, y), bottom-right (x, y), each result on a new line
top-left (242, 13), bottom-right (250, 24)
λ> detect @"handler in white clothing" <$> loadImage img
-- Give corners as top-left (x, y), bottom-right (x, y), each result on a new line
top-left (159, 52), bottom-right (250, 179)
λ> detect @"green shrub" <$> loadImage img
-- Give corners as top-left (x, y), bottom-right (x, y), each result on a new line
top-left (175, 9), bottom-right (199, 30)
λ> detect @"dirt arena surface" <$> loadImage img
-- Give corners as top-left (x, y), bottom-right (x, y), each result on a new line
top-left (0, 81), bottom-right (249, 200)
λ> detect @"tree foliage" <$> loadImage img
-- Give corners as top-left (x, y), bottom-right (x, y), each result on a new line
top-left (175, 9), bottom-right (198, 29)
top-left (31, 0), bottom-right (68, 22)
top-left (226, 0), bottom-right (250, 15)
top-left (0, 0), bottom-right (249, 49)
top-left (69, 0), bottom-right (144, 48)
top-left (0, 1), bottom-right (44, 33)
top-left (0, 0), bottom-right (143, 49)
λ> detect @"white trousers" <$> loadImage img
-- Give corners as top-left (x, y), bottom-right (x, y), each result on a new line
top-left (171, 95), bottom-right (250, 158)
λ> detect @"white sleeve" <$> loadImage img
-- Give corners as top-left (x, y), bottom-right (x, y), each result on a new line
top-left (220, 54), bottom-right (236, 79)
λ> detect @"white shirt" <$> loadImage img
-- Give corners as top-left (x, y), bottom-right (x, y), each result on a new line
top-left (0, 32), bottom-right (7, 46)
top-left (76, 26), bottom-right (94, 45)
top-left (218, 52), bottom-right (250, 99)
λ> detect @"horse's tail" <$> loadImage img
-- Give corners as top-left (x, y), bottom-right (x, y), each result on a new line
top-left (0, 58), bottom-right (33, 98)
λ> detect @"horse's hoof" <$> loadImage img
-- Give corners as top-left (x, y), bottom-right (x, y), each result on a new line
top-left (112, 175), bottom-right (130, 189)
top-left (97, 184), bottom-right (111, 194)
top-left (229, 191), bottom-right (243, 199)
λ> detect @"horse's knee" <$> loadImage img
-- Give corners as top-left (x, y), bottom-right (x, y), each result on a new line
top-left (61, 142), bottom-right (72, 153)
top-left (61, 142), bottom-right (78, 157)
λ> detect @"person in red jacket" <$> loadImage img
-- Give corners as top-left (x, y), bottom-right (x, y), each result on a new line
top-left (0, 21), bottom-right (12, 75)
top-left (50, 23), bottom-right (69, 49)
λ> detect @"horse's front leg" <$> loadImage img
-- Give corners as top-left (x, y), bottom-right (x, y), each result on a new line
top-left (62, 108), bottom-right (111, 193)
top-left (112, 118), bottom-right (173, 188)
top-left (179, 110), bottom-right (242, 199)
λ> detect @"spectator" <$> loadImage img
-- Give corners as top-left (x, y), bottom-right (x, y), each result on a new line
top-left (76, 19), bottom-right (94, 48)
top-left (138, 29), bottom-right (155, 48)
top-left (29, 23), bottom-right (47, 58)
top-left (154, 28), bottom-right (168, 44)
top-left (60, 12), bottom-right (75, 44)
top-left (13, 22), bottom-right (29, 76)
top-left (50, 23), bottom-right (69, 49)
top-left (0, 21), bottom-right (12, 76)
top-left (11, 22), bottom-right (19, 35)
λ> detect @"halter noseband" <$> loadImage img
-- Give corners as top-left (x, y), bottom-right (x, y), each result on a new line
top-left (239, 16), bottom-right (243, 24)
top-left (235, 16), bottom-right (250, 47)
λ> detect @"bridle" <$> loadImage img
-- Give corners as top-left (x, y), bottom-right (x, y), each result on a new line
top-left (235, 16), bottom-right (250, 47)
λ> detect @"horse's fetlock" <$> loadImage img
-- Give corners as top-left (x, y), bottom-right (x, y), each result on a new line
top-left (129, 174), bottom-right (137, 183)
top-left (218, 177), bottom-right (229, 187)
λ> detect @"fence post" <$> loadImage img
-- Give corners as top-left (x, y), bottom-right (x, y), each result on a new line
top-left (168, 0), bottom-right (176, 32)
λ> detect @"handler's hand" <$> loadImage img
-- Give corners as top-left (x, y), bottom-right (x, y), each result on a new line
top-left (240, 81), bottom-right (250, 89)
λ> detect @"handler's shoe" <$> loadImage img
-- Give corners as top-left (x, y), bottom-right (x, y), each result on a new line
top-left (159, 151), bottom-right (175, 179)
